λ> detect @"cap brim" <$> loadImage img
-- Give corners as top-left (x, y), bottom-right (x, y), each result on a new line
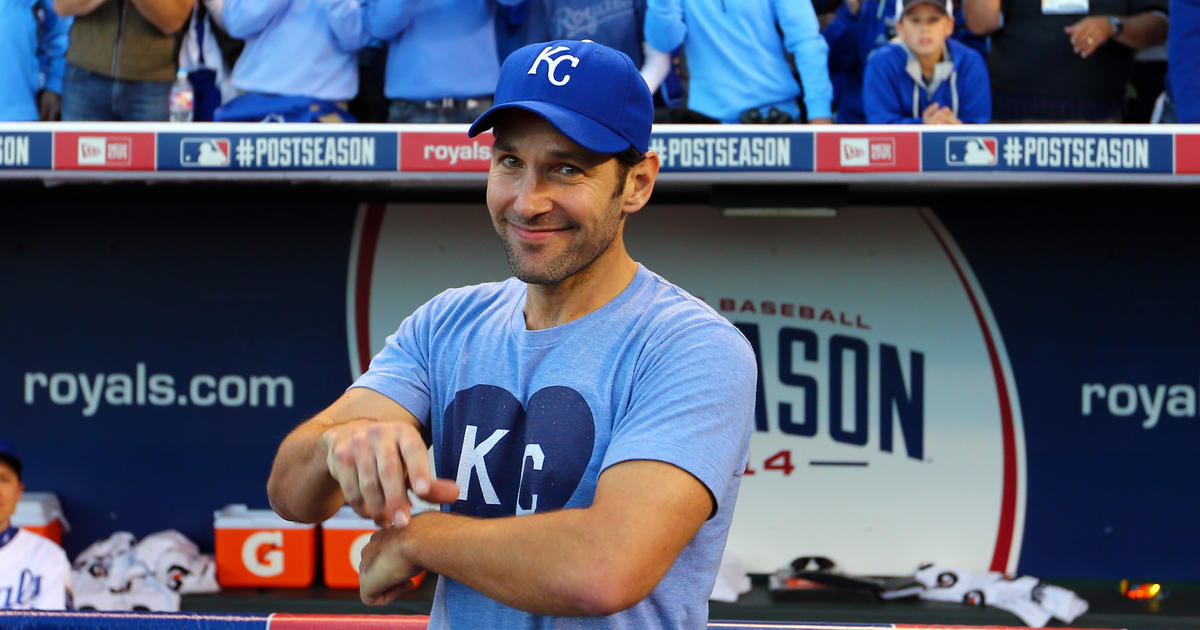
top-left (468, 101), bottom-right (635, 155)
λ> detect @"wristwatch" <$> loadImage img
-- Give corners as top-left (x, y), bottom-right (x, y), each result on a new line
top-left (1108, 15), bottom-right (1124, 37)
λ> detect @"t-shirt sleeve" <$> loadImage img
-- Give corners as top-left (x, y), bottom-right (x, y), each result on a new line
top-left (349, 302), bottom-right (436, 425)
top-left (601, 318), bottom-right (758, 516)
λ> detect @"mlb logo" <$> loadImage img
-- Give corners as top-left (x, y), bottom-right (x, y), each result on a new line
top-left (77, 137), bottom-right (107, 165)
top-left (946, 136), bottom-right (998, 166)
top-left (840, 138), bottom-right (895, 167)
top-left (180, 138), bottom-right (231, 167)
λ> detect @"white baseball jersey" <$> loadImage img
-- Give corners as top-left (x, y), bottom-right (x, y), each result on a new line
top-left (0, 527), bottom-right (71, 609)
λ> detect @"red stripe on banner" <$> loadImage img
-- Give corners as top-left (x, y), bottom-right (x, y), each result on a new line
top-left (399, 131), bottom-right (492, 172)
top-left (1175, 134), bottom-right (1200, 174)
top-left (814, 131), bottom-right (920, 172)
top-left (919, 212), bottom-right (1018, 573)
top-left (52, 131), bottom-right (156, 170)
top-left (268, 614), bottom-right (430, 630)
top-left (355, 204), bottom-right (386, 374)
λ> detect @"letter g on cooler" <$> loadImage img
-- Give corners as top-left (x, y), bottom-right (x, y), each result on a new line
top-left (241, 530), bottom-right (285, 577)
top-left (527, 45), bottom-right (580, 86)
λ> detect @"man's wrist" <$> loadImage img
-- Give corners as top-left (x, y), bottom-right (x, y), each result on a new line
top-left (1108, 15), bottom-right (1123, 37)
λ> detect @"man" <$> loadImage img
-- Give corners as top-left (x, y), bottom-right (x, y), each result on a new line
top-left (53, 0), bottom-right (195, 120)
top-left (267, 40), bottom-right (757, 629)
top-left (964, 0), bottom-right (1167, 121)
top-left (0, 439), bottom-right (72, 610)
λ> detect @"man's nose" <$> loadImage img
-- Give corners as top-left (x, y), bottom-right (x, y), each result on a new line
top-left (512, 173), bottom-right (552, 218)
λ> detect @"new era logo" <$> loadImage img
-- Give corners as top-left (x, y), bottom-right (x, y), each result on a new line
top-left (77, 136), bottom-right (132, 166)
top-left (180, 138), bottom-right (231, 167)
top-left (946, 137), bottom-right (998, 166)
top-left (840, 138), bottom-right (895, 167)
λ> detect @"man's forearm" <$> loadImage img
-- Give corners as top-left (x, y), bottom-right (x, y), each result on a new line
top-left (129, 0), bottom-right (194, 34)
top-left (53, 0), bottom-right (107, 17)
top-left (1114, 11), bottom-right (1168, 49)
top-left (380, 459), bottom-right (712, 616)
top-left (267, 419), bottom-right (346, 524)
top-left (963, 0), bottom-right (1002, 35)
top-left (395, 509), bottom-right (652, 616)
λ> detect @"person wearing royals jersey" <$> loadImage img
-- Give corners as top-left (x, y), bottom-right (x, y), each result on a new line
top-left (0, 439), bottom-right (71, 610)
top-left (267, 39), bottom-right (757, 629)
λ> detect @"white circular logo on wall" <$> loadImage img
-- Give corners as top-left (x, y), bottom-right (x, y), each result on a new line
top-left (349, 202), bottom-right (1026, 575)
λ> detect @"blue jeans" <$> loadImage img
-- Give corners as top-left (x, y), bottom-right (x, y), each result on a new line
top-left (61, 62), bottom-right (172, 121)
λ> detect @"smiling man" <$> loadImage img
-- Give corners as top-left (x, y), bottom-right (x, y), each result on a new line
top-left (267, 40), bottom-right (756, 629)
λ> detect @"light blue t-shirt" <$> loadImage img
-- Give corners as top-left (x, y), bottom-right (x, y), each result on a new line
top-left (353, 264), bottom-right (757, 629)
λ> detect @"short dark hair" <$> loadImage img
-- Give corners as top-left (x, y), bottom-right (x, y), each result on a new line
top-left (0, 453), bottom-right (21, 481)
top-left (613, 146), bottom-right (648, 199)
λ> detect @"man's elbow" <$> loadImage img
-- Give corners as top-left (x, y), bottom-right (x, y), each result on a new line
top-left (561, 565), bottom-right (656, 616)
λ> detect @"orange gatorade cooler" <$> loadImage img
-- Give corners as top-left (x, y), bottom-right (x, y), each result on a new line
top-left (321, 506), bottom-right (377, 589)
top-left (12, 492), bottom-right (70, 544)
top-left (213, 504), bottom-right (316, 588)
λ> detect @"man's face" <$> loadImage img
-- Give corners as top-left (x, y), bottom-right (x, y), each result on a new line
top-left (0, 461), bottom-right (22, 530)
top-left (486, 110), bottom-right (629, 286)
top-left (897, 4), bottom-right (954, 58)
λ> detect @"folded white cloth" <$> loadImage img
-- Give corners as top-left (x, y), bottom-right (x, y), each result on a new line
top-left (133, 530), bottom-right (219, 594)
top-left (71, 530), bottom-right (218, 611)
top-left (914, 563), bottom-right (1088, 627)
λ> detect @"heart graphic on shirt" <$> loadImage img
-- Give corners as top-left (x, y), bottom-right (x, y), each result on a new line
top-left (438, 384), bottom-right (595, 518)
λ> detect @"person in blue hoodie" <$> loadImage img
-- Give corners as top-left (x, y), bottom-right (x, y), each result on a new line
top-left (863, 0), bottom-right (990, 123)
top-left (823, 0), bottom-right (986, 123)
top-left (0, 0), bottom-right (71, 121)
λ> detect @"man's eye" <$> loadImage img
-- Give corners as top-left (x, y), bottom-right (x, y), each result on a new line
top-left (558, 164), bottom-right (581, 176)
top-left (500, 155), bottom-right (520, 167)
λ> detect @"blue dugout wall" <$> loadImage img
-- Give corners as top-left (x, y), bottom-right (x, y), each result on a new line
top-left (2, 123), bottom-right (1198, 583)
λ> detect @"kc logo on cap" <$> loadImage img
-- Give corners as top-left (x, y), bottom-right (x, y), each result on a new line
top-left (469, 40), bottom-right (654, 155)
top-left (528, 45), bottom-right (581, 87)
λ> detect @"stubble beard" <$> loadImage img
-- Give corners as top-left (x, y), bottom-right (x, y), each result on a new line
top-left (499, 195), bottom-right (625, 286)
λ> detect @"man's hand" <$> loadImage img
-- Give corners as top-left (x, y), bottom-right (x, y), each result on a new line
top-left (38, 90), bottom-right (61, 121)
top-left (320, 418), bottom-right (459, 527)
top-left (808, 117), bottom-right (834, 124)
top-left (922, 103), bottom-right (961, 124)
top-left (359, 526), bottom-right (422, 605)
top-left (1065, 16), bottom-right (1115, 58)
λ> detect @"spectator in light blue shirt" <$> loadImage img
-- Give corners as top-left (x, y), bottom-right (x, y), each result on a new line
top-left (644, 0), bottom-right (833, 123)
top-left (367, 0), bottom-right (523, 123)
top-left (222, 0), bottom-right (368, 110)
top-left (0, 0), bottom-right (72, 121)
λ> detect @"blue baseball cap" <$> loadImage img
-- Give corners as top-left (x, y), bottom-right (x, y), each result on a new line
top-left (0, 439), bottom-right (21, 479)
top-left (468, 40), bottom-right (654, 155)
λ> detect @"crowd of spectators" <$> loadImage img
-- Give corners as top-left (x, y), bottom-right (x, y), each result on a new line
top-left (0, 0), bottom-right (1192, 123)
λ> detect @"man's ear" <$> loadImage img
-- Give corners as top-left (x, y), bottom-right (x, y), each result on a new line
top-left (621, 151), bottom-right (660, 216)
